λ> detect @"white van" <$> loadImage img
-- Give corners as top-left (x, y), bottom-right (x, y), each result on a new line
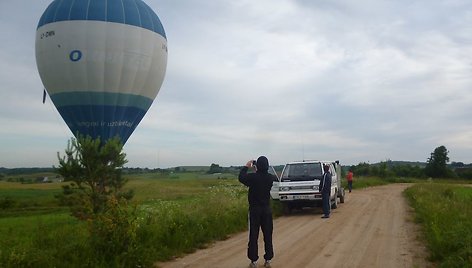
top-left (270, 160), bottom-right (345, 213)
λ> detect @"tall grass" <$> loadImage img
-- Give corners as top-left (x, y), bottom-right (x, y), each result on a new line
top-left (404, 183), bottom-right (472, 267)
top-left (135, 182), bottom-right (248, 263)
top-left (0, 176), bottom-right (249, 267)
top-left (0, 213), bottom-right (91, 267)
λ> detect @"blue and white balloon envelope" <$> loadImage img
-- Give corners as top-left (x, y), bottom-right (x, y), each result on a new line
top-left (35, 0), bottom-right (168, 144)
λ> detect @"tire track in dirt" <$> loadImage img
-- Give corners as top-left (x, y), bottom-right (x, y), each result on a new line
top-left (156, 184), bottom-right (434, 268)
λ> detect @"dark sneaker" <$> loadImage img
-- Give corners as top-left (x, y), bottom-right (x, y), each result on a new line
top-left (321, 215), bottom-right (330, 218)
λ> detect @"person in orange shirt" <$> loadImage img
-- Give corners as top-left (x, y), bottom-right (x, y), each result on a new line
top-left (346, 170), bottom-right (354, 193)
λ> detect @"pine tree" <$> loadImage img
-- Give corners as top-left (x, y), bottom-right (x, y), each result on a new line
top-left (56, 136), bottom-right (133, 220)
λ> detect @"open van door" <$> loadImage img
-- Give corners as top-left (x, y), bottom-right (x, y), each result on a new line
top-left (268, 166), bottom-right (280, 200)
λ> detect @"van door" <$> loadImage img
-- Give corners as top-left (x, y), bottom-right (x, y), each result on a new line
top-left (329, 164), bottom-right (337, 197)
top-left (268, 166), bottom-right (280, 200)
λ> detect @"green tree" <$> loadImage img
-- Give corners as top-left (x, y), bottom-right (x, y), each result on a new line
top-left (375, 161), bottom-right (393, 178)
top-left (56, 136), bottom-right (141, 263)
top-left (424, 145), bottom-right (452, 178)
top-left (351, 162), bottom-right (371, 176)
top-left (56, 136), bottom-right (133, 220)
top-left (208, 163), bottom-right (223, 174)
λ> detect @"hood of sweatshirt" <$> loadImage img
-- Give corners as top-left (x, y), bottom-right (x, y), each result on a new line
top-left (256, 156), bottom-right (269, 173)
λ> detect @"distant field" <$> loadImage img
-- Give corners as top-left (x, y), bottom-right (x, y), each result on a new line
top-left (0, 180), bottom-right (66, 216)
top-left (124, 172), bottom-right (238, 201)
top-left (0, 172), bottom-right (238, 210)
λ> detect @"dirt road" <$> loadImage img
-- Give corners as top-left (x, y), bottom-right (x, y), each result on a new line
top-left (157, 184), bottom-right (433, 268)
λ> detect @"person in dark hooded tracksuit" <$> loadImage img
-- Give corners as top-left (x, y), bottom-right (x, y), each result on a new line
top-left (239, 156), bottom-right (276, 268)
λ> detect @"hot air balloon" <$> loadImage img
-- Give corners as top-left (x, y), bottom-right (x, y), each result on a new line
top-left (35, 0), bottom-right (167, 145)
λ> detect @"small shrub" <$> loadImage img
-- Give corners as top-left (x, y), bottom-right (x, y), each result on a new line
top-left (442, 188), bottom-right (455, 199)
top-left (0, 197), bottom-right (16, 210)
top-left (88, 197), bottom-right (141, 266)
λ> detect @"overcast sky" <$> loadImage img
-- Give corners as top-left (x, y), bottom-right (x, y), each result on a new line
top-left (0, 0), bottom-right (471, 168)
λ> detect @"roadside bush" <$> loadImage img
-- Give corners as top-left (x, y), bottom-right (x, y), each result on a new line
top-left (88, 197), bottom-right (141, 266)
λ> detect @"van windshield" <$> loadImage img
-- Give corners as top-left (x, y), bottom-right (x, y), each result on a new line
top-left (281, 163), bottom-right (322, 181)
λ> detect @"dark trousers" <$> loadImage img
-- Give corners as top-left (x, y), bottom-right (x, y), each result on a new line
top-left (248, 206), bottom-right (273, 262)
top-left (348, 181), bottom-right (353, 192)
top-left (322, 192), bottom-right (331, 216)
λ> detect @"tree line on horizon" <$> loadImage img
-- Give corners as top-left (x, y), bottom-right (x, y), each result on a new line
top-left (347, 145), bottom-right (472, 180)
top-left (1, 145), bottom-right (471, 180)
